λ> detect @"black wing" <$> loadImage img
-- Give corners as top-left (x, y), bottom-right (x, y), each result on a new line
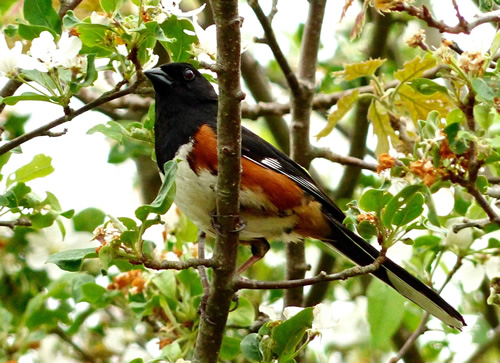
top-left (240, 126), bottom-right (345, 220)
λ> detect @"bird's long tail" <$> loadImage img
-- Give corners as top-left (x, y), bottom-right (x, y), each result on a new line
top-left (323, 215), bottom-right (466, 329)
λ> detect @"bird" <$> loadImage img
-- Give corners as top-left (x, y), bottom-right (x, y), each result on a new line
top-left (144, 62), bottom-right (466, 330)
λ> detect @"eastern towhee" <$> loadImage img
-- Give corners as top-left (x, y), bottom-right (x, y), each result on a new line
top-left (145, 63), bottom-right (465, 329)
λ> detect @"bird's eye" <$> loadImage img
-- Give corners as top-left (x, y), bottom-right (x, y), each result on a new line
top-left (183, 69), bottom-right (195, 81)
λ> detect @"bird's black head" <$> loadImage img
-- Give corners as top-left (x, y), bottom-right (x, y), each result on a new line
top-left (145, 63), bottom-right (218, 106)
top-left (145, 63), bottom-right (218, 173)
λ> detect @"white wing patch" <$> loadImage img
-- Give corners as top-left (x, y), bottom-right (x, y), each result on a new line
top-left (258, 157), bottom-right (322, 196)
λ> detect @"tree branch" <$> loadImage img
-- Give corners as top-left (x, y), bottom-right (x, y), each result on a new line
top-left (0, 79), bottom-right (145, 155)
top-left (247, 0), bottom-right (301, 94)
top-left (192, 0), bottom-right (243, 361)
top-left (0, 79), bottom-right (23, 114)
top-left (129, 257), bottom-right (217, 270)
top-left (311, 146), bottom-right (377, 171)
top-left (284, 0), bottom-right (327, 310)
top-left (390, 4), bottom-right (500, 34)
top-left (0, 217), bottom-right (32, 229)
top-left (237, 253), bottom-right (386, 290)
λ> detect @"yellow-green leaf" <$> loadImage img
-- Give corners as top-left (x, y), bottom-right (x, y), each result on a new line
top-left (367, 101), bottom-right (399, 156)
top-left (316, 89), bottom-right (359, 139)
top-left (7, 154), bottom-right (54, 187)
top-left (343, 58), bottom-right (386, 81)
top-left (394, 56), bottom-right (437, 83)
top-left (397, 84), bottom-right (453, 123)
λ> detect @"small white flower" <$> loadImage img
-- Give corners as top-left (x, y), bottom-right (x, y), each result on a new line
top-left (90, 11), bottom-right (110, 25)
top-left (282, 306), bottom-right (304, 320)
top-left (259, 305), bottom-right (279, 320)
top-left (312, 303), bottom-right (335, 330)
top-left (30, 31), bottom-right (82, 70)
top-left (191, 15), bottom-right (216, 61)
top-left (0, 33), bottom-right (45, 76)
top-left (143, 49), bottom-right (159, 71)
top-left (161, 0), bottom-right (206, 17)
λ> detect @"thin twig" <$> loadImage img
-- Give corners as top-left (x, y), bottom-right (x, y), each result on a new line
top-left (452, 218), bottom-right (492, 233)
top-left (236, 253), bottom-right (386, 290)
top-left (248, 0), bottom-right (301, 93)
top-left (390, 4), bottom-right (500, 34)
top-left (0, 217), bottom-right (32, 229)
top-left (52, 327), bottom-right (96, 363)
top-left (311, 147), bottom-right (377, 171)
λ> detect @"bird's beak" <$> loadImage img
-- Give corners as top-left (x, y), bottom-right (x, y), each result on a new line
top-left (144, 68), bottom-right (173, 86)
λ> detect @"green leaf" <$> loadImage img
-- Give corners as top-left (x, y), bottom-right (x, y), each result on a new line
top-left (81, 54), bottom-right (98, 87)
top-left (392, 192), bottom-right (425, 226)
top-left (152, 270), bottom-right (177, 298)
top-left (359, 189), bottom-right (392, 215)
top-left (98, 245), bottom-right (114, 270)
top-left (397, 84), bottom-right (452, 123)
top-left (77, 23), bottom-right (112, 49)
top-left (4, 24), bottom-right (17, 38)
top-left (18, 23), bottom-right (56, 40)
top-left (159, 16), bottom-right (198, 62)
top-left (73, 207), bottom-right (106, 232)
top-left (367, 101), bottom-right (399, 156)
top-left (23, 0), bottom-right (61, 34)
top-left (62, 10), bottom-right (82, 28)
top-left (7, 154), bottom-right (54, 187)
top-left (476, 175), bottom-right (489, 194)
top-left (409, 78), bottom-right (448, 96)
top-left (227, 296), bottom-right (255, 327)
top-left (240, 334), bottom-right (262, 362)
top-left (395, 56), bottom-right (437, 83)
top-left (316, 89), bottom-right (359, 139)
top-left (70, 273), bottom-right (95, 302)
top-left (342, 58), bottom-right (386, 81)
top-left (367, 279), bottom-right (406, 349)
top-left (471, 78), bottom-right (495, 102)
top-left (473, 104), bottom-right (493, 130)
top-left (220, 336), bottom-right (241, 360)
top-left (46, 248), bottom-right (98, 271)
top-left (87, 121), bottom-right (127, 141)
top-left (1, 92), bottom-right (52, 106)
top-left (79, 282), bottom-right (107, 304)
top-left (382, 185), bottom-right (423, 228)
top-left (272, 307), bottom-right (314, 358)
top-left (100, 0), bottom-right (124, 13)
top-left (446, 108), bottom-right (465, 125)
top-left (357, 220), bottom-right (378, 239)
top-left (135, 161), bottom-right (177, 221)
top-left (3, 113), bottom-right (30, 139)
top-left (0, 0), bottom-right (17, 14)
top-left (177, 268), bottom-right (203, 296)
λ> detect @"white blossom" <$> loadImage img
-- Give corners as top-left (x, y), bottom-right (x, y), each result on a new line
top-left (161, 0), bottom-right (206, 17)
top-left (90, 11), bottom-right (111, 25)
top-left (0, 33), bottom-right (45, 76)
top-left (30, 31), bottom-right (83, 70)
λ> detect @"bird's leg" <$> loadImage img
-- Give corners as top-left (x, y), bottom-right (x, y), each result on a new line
top-left (238, 238), bottom-right (270, 274)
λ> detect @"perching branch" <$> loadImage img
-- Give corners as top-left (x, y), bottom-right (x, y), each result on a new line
top-left (0, 78), bottom-right (145, 156)
top-left (311, 147), bottom-right (377, 172)
top-left (192, 0), bottom-right (243, 361)
top-left (129, 257), bottom-right (217, 271)
top-left (284, 0), bottom-right (327, 310)
top-left (236, 253), bottom-right (386, 290)
top-left (390, 3), bottom-right (500, 34)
